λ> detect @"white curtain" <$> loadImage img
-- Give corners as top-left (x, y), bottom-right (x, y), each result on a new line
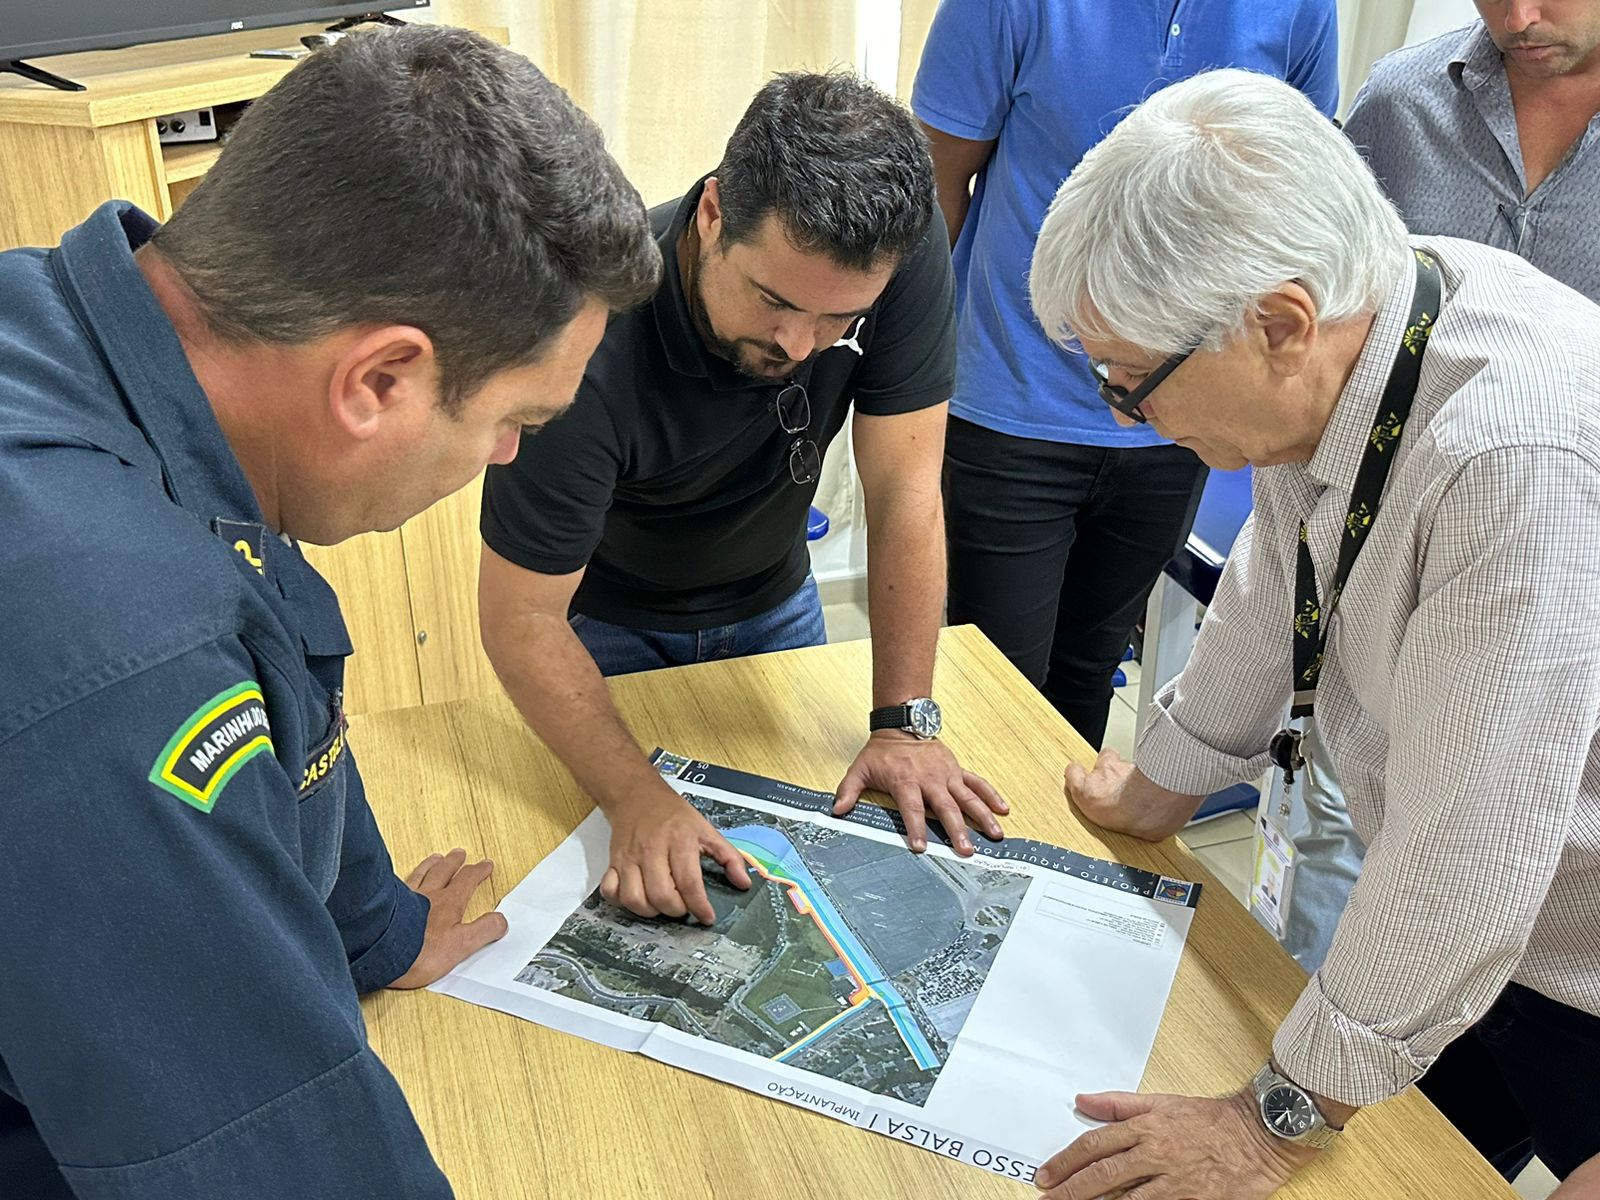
top-left (1334, 0), bottom-right (1478, 113)
top-left (1335, 0), bottom-right (1414, 116)
top-left (425, 1), bottom-right (857, 205)
top-left (1405, 0), bottom-right (1480, 45)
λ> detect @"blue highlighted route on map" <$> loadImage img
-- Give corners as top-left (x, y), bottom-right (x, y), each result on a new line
top-left (725, 824), bottom-right (941, 1071)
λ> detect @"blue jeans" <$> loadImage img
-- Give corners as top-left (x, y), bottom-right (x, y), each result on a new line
top-left (571, 576), bottom-right (828, 677)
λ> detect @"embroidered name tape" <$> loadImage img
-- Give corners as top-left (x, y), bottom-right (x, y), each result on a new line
top-left (300, 712), bottom-right (347, 796)
top-left (149, 682), bottom-right (273, 812)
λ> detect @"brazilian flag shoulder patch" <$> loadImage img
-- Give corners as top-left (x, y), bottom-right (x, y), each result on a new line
top-left (148, 682), bottom-right (274, 812)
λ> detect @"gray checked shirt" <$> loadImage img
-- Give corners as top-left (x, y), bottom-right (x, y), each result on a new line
top-left (1136, 237), bottom-right (1600, 1107)
top-left (1344, 22), bottom-right (1600, 302)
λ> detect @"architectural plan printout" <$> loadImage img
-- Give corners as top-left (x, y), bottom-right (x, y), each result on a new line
top-left (434, 751), bottom-right (1202, 1180)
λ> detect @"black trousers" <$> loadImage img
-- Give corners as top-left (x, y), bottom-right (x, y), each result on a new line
top-left (943, 416), bottom-right (1206, 747)
top-left (1418, 982), bottom-right (1600, 1181)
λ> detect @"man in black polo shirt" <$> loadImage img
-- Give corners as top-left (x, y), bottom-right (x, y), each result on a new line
top-left (480, 72), bottom-right (1007, 925)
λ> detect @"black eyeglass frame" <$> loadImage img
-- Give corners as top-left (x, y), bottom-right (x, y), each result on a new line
top-left (1091, 346), bottom-right (1194, 424)
top-left (775, 382), bottom-right (820, 486)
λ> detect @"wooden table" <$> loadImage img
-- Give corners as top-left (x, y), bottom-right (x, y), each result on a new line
top-left (354, 625), bottom-right (1513, 1199)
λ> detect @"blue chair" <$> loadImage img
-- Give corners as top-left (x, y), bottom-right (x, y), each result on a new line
top-left (1112, 644), bottom-right (1134, 690)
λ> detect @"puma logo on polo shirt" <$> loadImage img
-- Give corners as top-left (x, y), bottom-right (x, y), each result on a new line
top-left (831, 316), bottom-right (866, 356)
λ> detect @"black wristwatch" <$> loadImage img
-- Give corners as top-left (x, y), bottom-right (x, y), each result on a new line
top-left (869, 697), bottom-right (942, 740)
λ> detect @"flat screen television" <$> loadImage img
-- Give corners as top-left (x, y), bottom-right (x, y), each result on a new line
top-left (1, 2), bottom-right (429, 67)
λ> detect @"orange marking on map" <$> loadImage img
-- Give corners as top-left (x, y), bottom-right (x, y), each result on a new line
top-left (739, 851), bottom-right (875, 1008)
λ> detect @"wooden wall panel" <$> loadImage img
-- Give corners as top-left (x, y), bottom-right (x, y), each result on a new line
top-left (402, 474), bottom-right (504, 707)
top-left (303, 532), bottom-right (424, 715)
top-left (548, 1), bottom-right (858, 207)
top-left (0, 120), bottom-right (168, 249)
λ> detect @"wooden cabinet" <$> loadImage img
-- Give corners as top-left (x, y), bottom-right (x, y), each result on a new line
top-left (304, 478), bottom-right (504, 715)
top-left (1, 28), bottom-right (307, 247)
top-left (2, 23), bottom-right (508, 715)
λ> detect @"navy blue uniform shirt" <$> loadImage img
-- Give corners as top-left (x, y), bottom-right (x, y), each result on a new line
top-left (0, 204), bottom-right (447, 1198)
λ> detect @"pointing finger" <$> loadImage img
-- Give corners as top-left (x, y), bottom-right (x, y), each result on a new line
top-left (704, 830), bottom-right (752, 891)
top-left (670, 841), bottom-right (717, 926)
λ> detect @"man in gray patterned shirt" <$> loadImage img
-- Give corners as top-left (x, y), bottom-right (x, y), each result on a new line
top-left (1347, 4), bottom-right (1600, 300)
top-left (1026, 70), bottom-right (1600, 1198)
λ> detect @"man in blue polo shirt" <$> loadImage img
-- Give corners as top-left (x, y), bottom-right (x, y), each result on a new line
top-left (913, 0), bottom-right (1338, 748)
top-left (0, 28), bottom-right (658, 1199)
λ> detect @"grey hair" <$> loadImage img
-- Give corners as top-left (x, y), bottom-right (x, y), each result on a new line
top-left (1029, 69), bottom-right (1410, 355)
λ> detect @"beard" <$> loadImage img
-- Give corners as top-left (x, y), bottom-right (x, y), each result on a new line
top-left (689, 250), bottom-right (819, 382)
top-left (1498, 28), bottom-right (1600, 75)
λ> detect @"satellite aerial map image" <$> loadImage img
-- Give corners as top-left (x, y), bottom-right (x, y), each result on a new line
top-left (513, 793), bottom-right (1030, 1106)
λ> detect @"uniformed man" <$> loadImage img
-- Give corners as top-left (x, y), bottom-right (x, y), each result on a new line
top-left (0, 27), bottom-right (658, 1199)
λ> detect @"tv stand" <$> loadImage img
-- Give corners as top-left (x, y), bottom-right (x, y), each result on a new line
top-left (0, 59), bottom-right (86, 92)
top-left (2, 21), bottom-right (504, 253)
top-left (324, 11), bottom-right (409, 34)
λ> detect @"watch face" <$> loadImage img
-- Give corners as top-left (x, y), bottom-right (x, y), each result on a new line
top-left (908, 698), bottom-right (941, 738)
top-left (1262, 1085), bottom-right (1317, 1138)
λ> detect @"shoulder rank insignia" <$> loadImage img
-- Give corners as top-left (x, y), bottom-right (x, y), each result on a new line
top-left (213, 519), bottom-right (267, 576)
top-left (149, 682), bottom-right (273, 812)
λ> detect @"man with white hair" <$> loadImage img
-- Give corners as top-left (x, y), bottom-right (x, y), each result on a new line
top-left (1277, 0), bottom-right (1600, 984)
top-left (1029, 68), bottom-right (1600, 1198)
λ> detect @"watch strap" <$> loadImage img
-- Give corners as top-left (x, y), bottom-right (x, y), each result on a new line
top-left (1300, 1124), bottom-right (1341, 1150)
top-left (869, 704), bottom-right (913, 732)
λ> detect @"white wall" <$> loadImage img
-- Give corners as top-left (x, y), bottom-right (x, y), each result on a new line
top-left (1407, 0), bottom-right (1480, 44)
top-left (1335, 0), bottom-right (1481, 115)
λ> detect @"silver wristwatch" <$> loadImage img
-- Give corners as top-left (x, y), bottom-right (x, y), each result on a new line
top-left (1251, 1064), bottom-right (1342, 1149)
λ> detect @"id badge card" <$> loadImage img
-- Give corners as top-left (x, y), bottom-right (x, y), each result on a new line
top-left (1250, 802), bottom-right (1297, 940)
top-left (1250, 751), bottom-right (1300, 941)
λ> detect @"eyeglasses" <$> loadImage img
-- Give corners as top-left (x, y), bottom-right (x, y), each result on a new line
top-left (776, 382), bottom-right (820, 486)
top-left (1090, 347), bottom-right (1194, 423)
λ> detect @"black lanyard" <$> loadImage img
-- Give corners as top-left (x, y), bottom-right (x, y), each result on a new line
top-left (1270, 249), bottom-right (1442, 785)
